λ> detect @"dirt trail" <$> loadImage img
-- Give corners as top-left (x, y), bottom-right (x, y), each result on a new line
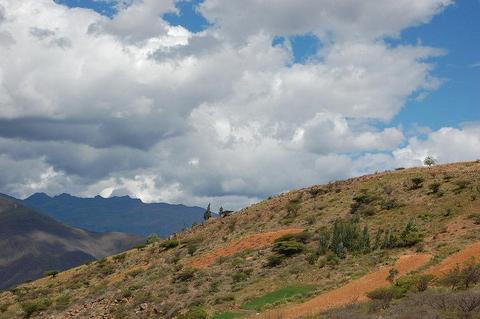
top-left (188, 228), bottom-right (303, 269)
top-left (254, 254), bottom-right (432, 319)
top-left (427, 242), bottom-right (480, 277)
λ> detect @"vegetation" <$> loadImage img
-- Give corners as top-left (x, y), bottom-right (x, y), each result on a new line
top-left (2, 161), bottom-right (480, 319)
top-left (43, 270), bottom-right (59, 279)
top-left (241, 285), bottom-right (317, 310)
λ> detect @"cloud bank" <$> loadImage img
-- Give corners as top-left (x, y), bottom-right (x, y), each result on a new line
top-left (0, 0), bottom-right (478, 209)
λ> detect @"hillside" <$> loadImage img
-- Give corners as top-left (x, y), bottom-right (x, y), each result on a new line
top-left (23, 193), bottom-right (205, 237)
top-left (1, 161), bottom-right (480, 319)
top-left (0, 197), bottom-right (141, 291)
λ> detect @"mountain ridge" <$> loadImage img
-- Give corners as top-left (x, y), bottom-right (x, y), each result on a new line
top-left (21, 193), bottom-right (206, 237)
top-left (0, 197), bottom-right (141, 291)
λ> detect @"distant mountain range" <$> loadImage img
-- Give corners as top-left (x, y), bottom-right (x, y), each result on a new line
top-left (0, 196), bottom-right (141, 290)
top-left (22, 193), bottom-right (206, 237)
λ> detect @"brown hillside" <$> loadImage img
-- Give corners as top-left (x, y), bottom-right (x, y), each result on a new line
top-left (1, 161), bottom-right (480, 319)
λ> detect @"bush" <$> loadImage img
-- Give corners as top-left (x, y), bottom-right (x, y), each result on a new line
top-left (266, 255), bottom-right (284, 267)
top-left (396, 274), bottom-right (434, 292)
top-left (380, 220), bottom-right (422, 249)
top-left (231, 269), bottom-right (252, 283)
top-left (44, 270), bottom-right (59, 278)
top-left (160, 239), bottom-right (179, 250)
top-left (438, 260), bottom-right (480, 290)
top-left (146, 233), bottom-right (160, 244)
top-left (366, 286), bottom-right (405, 309)
top-left (112, 253), bottom-right (127, 262)
top-left (454, 179), bottom-right (470, 192)
top-left (275, 231), bottom-right (311, 244)
top-left (387, 268), bottom-right (399, 283)
top-left (173, 269), bottom-right (196, 282)
top-left (429, 182), bottom-right (441, 194)
top-left (410, 177), bottom-right (424, 190)
top-left (468, 213), bottom-right (480, 225)
top-left (177, 307), bottom-right (208, 319)
top-left (187, 242), bottom-right (199, 256)
top-left (21, 298), bottom-right (52, 318)
top-left (306, 252), bottom-right (319, 265)
top-left (286, 200), bottom-right (301, 217)
top-left (273, 240), bottom-right (304, 256)
top-left (439, 265), bottom-right (463, 290)
top-left (318, 252), bottom-right (340, 267)
top-left (380, 199), bottom-right (401, 210)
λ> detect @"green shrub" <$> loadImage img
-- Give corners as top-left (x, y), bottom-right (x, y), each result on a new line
top-left (454, 179), bottom-right (470, 192)
top-left (367, 286), bottom-right (405, 309)
top-left (273, 240), bottom-right (304, 256)
top-left (177, 307), bottom-right (208, 319)
top-left (232, 269), bottom-right (252, 283)
top-left (410, 177), bottom-right (424, 190)
top-left (44, 270), bottom-right (59, 278)
top-left (468, 213), bottom-right (480, 225)
top-left (429, 182), bottom-right (441, 194)
top-left (380, 199), bottom-right (401, 210)
top-left (306, 252), bottom-right (319, 265)
top-left (187, 242), bottom-right (199, 256)
top-left (212, 312), bottom-right (243, 319)
top-left (173, 269), bottom-right (196, 282)
top-left (134, 242), bottom-right (147, 250)
top-left (126, 268), bottom-right (142, 278)
top-left (266, 255), bottom-right (284, 267)
top-left (275, 231), bottom-right (310, 244)
top-left (146, 233), bottom-right (160, 244)
top-left (21, 298), bottom-right (52, 318)
top-left (214, 295), bottom-right (235, 305)
top-left (286, 200), bottom-right (301, 217)
top-left (160, 239), bottom-right (179, 249)
top-left (112, 253), bottom-right (127, 262)
top-left (54, 294), bottom-right (71, 311)
top-left (318, 252), bottom-right (340, 267)
top-left (387, 268), bottom-right (399, 283)
top-left (395, 274), bottom-right (434, 292)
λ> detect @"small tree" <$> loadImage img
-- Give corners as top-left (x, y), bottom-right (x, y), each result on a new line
top-left (146, 233), bottom-right (160, 244)
top-left (424, 156), bottom-right (437, 167)
top-left (462, 259), bottom-right (480, 289)
top-left (440, 265), bottom-right (463, 290)
top-left (203, 203), bottom-right (212, 221)
top-left (387, 268), bottom-right (399, 283)
top-left (44, 270), bottom-right (59, 279)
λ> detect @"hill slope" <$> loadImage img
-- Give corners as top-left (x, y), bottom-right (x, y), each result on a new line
top-left (23, 193), bottom-right (205, 237)
top-left (0, 197), bottom-right (141, 291)
top-left (1, 161), bottom-right (480, 319)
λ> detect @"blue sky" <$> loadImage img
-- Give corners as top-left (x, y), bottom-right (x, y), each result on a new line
top-left (391, 0), bottom-right (480, 132)
top-left (56, 0), bottom-right (479, 133)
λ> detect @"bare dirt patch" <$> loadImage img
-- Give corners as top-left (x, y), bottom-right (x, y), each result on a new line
top-left (187, 228), bottom-right (303, 269)
top-left (254, 254), bottom-right (432, 319)
top-left (427, 242), bottom-right (480, 277)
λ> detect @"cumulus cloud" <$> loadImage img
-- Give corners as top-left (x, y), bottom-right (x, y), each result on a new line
top-left (0, 0), bottom-right (466, 209)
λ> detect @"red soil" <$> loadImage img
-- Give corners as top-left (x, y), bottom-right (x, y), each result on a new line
top-left (188, 228), bottom-right (303, 269)
top-left (255, 254), bottom-right (432, 319)
top-left (427, 241), bottom-right (480, 277)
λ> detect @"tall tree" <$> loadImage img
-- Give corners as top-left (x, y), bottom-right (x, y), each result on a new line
top-left (203, 203), bottom-right (212, 221)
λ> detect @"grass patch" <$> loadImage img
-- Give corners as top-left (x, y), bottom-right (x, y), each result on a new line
top-left (241, 284), bottom-right (317, 311)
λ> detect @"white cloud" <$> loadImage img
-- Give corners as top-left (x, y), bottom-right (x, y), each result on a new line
top-left (393, 125), bottom-right (480, 167)
top-left (0, 0), bottom-right (465, 209)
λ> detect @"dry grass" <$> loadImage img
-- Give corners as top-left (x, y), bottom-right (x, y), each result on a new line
top-left (1, 161), bottom-right (480, 318)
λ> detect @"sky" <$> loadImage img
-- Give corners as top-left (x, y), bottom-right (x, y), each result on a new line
top-left (0, 0), bottom-right (478, 209)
